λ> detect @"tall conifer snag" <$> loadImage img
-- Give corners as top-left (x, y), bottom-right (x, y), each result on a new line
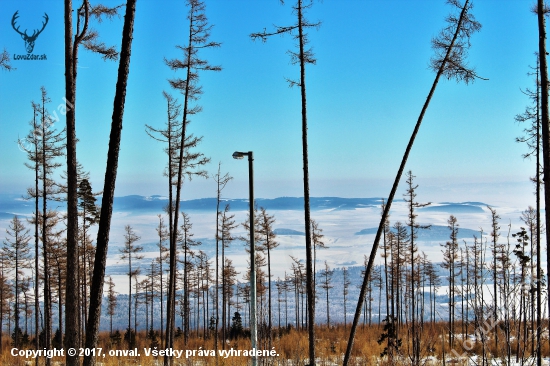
top-left (163, 3), bottom-right (220, 362)
top-left (251, 1), bottom-right (320, 361)
top-left (344, 2), bottom-right (483, 364)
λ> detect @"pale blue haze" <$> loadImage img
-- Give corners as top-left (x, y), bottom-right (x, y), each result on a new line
top-left (0, 0), bottom-right (540, 206)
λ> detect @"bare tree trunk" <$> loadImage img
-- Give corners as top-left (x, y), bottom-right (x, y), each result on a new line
top-left (83, 1), bottom-right (137, 365)
top-left (536, 60), bottom-right (543, 366)
top-left (296, 1), bottom-right (315, 363)
top-left (63, 0), bottom-right (78, 355)
top-left (32, 110), bottom-right (40, 366)
top-left (165, 14), bottom-right (193, 366)
top-left (538, 2), bottom-right (550, 365)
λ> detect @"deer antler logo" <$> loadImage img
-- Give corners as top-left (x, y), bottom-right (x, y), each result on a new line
top-left (12, 11), bottom-right (49, 54)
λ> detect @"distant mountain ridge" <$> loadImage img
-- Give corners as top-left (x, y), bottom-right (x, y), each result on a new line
top-left (111, 195), bottom-right (385, 213)
top-left (0, 194), bottom-right (383, 217)
top-left (419, 203), bottom-right (485, 214)
top-left (0, 194), bottom-right (489, 217)
top-left (274, 228), bottom-right (305, 236)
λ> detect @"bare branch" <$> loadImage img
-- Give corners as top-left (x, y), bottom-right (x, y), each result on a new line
top-left (82, 29), bottom-right (119, 60)
top-left (90, 4), bottom-right (124, 22)
top-left (285, 77), bottom-right (301, 88)
top-left (0, 49), bottom-right (15, 71)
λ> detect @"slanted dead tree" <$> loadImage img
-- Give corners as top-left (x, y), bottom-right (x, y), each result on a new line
top-left (344, 1), bottom-right (484, 364)
top-left (82, 1), bottom-right (137, 365)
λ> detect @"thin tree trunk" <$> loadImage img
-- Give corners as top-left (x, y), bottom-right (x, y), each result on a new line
top-left (128, 256), bottom-right (132, 336)
top-left (166, 12), bottom-right (194, 366)
top-left (222, 240), bottom-right (225, 349)
top-left (14, 230), bottom-right (20, 349)
top-left (83, 1), bottom-right (137, 365)
top-left (383, 212), bottom-right (390, 322)
top-left (536, 59), bottom-right (542, 366)
top-left (268, 247), bottom-right (272, 348)
top-left (58, 265), bottom-right (63, 347)
top-left (0, 266), bottom-right (5, 354)
top-left (42, 95), bottom-right (52, 366)
top-left (538, 2), bottom-right (549, 366)
top-left (160, 221), bottom-right (165, 345)
top-left (184, 245), bottom-right (189, 345)
top-left (33, 111), bottom-right (39, 366)
top-left (215, 181), bottom-right (221, 358)
top-left (64, 1), bottom-right (80, 364)
top-left (343, 2), bottom-right (471, 364)
top-left (145, 283), bottom-right (149, 334)
top-left (296, 0), bottom-right (315, 363)
top-left (82, 222), bottom-right (88, 340)
top-left (164, 95), bottom-right (173, 349)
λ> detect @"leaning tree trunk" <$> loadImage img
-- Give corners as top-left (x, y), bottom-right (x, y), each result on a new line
top-left (83, 1), bottom-right (137, 365)
top-left (343, 2), bottom-right (471, 365)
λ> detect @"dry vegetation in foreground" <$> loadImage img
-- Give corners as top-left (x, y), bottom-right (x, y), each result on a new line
top-left (1, 322), bottom-right (550, 365)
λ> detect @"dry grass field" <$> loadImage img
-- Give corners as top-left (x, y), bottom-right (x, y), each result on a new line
top-left (1, 322), bottom-right (549, 365)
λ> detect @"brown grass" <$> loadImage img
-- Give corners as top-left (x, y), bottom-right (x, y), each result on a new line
top-left (1, 322), bottom-right (549, 365)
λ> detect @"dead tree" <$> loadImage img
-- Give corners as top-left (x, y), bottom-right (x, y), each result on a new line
top-left (251, 1), bottom-right (321, 362)
top-left (163, 2), bottom-right (220, 361)
top-left (344, 1), bottom-right (483, 364)
top-left (83, 1), bottom-right (137, 365)
top-left (537, 2), bottom-right (550, 362)
top-left (212, 164), bottom-right (232, 353)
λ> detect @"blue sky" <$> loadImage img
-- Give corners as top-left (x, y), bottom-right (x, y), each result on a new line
top-left (0, 0), bottom-right (541, 207)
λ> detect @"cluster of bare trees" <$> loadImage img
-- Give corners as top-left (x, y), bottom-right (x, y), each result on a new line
top-left (1, 81), bottom-right (106, 366)
top-left (348, 174), bottom-right (545, 365)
